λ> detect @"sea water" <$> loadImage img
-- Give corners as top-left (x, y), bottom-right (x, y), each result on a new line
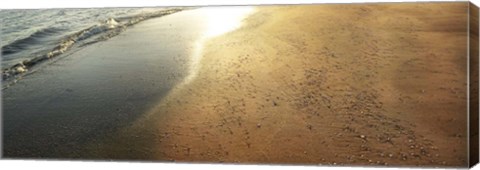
top-left (0, 7), bottom-right (183, 80)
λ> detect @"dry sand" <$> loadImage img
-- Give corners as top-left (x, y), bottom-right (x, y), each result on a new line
top-left (88, 3), bottom-right (470, 167)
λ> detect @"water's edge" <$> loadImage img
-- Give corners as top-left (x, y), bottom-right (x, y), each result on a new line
top-left (1, 8), bottom-right (190, 88)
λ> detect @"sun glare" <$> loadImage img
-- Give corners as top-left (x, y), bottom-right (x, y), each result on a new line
top-left (182, 6), bottom-right (255, 84)
top-left (200, 6), bottom-right (254, 38)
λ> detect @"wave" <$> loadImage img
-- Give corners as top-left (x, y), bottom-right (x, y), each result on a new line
top-left (1, 27), bottom-right (65, 55)
top-left (2, 8), bottom-right (185, 82)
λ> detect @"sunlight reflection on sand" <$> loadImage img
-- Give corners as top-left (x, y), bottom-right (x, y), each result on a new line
top-left (184, 6), bottom-right (255, 84)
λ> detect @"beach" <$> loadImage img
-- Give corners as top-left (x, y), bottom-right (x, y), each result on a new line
top-left (3, 3), bottom-right (471, 167)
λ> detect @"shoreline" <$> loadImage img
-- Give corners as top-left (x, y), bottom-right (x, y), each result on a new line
top-left (1, 8), bottom-right (207, 158)
top-left (1, 8), bottom-right (185, 87)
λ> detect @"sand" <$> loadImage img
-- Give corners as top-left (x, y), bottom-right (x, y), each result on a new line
top-left (85, 3), bottom-right (469, 167)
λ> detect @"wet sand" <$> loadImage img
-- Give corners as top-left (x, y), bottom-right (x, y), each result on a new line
top-left (2, 9), bottom-right (201, 158)
top-left (86, 2), bottom-right (470, 167)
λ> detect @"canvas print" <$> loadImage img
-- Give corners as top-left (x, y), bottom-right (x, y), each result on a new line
top-left (1, 1), bottom-right (479, 168)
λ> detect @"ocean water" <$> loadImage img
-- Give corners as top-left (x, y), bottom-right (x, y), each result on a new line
top-left (0, 7), bottom-right (184, 80)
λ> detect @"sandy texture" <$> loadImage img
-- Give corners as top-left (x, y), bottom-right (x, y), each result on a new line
top-left (89, 3), bottom-right (469, 167)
